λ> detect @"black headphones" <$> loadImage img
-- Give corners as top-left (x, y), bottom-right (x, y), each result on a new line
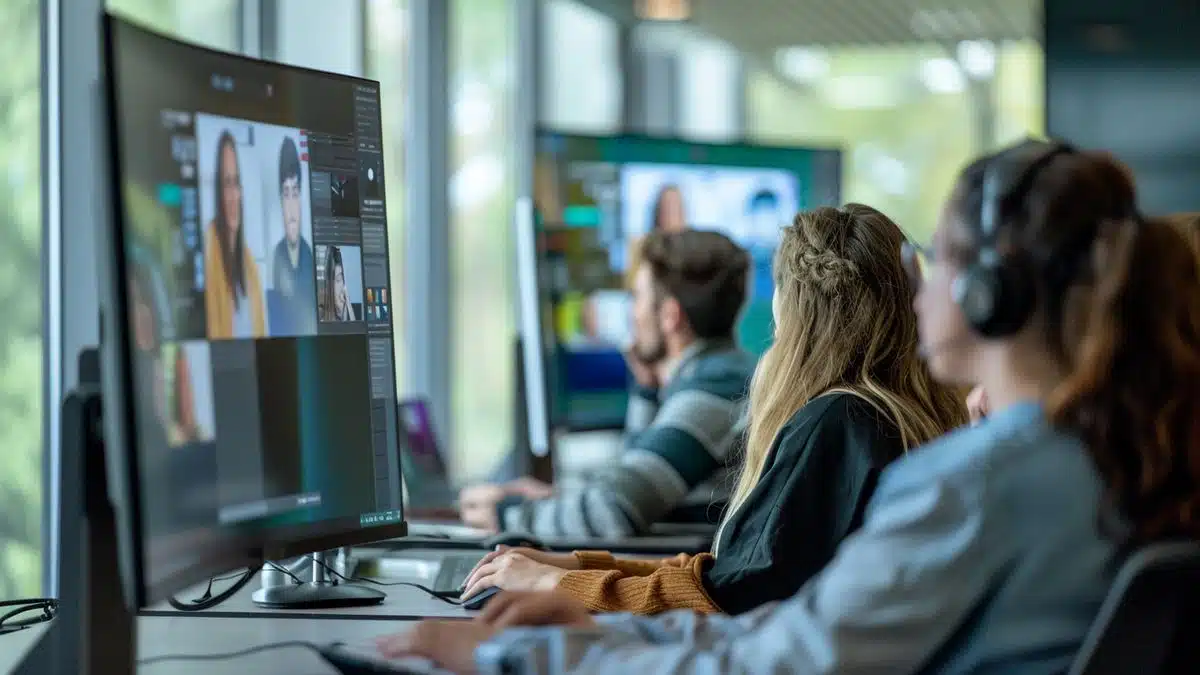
top-left (952, 140), bottom-right (1077, 337)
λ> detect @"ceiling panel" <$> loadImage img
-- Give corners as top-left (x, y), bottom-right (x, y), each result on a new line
top-left (581, 0), bottom-right (1041, 54)
top-left (690, 0), bottom-right (1040, 53)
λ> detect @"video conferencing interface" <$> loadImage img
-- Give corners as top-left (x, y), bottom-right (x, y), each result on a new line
top-left (109, 20), bottom-right (403, 562)
top-left (534, 133), bottom-right (841, 429)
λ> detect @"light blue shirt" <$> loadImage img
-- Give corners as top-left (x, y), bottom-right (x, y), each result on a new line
top-left (475, 401), bottom-right (1126, 675)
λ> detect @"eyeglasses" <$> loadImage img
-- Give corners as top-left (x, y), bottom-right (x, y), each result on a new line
top-left (900, 240), bottom-right (932, 295)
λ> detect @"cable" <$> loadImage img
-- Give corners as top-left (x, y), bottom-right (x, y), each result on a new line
top-left (309, 555), bottom-right (465, 606)
top-left (137, 640), bottom-right (322, 666)
top-left (166, 566), bottom-right (258, 612)
top-left (265, 561), bottom-right (306, 585)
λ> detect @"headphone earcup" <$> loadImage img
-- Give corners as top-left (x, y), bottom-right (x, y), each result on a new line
top-left (953, 260), bottom-right (1036, 338)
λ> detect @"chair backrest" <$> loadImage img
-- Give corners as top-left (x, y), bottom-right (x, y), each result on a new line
top-left (1069, 540), bottom-right (1200, 675)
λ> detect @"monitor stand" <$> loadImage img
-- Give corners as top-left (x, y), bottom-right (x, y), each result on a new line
top-left (251, 551), bottom-right (385, 609)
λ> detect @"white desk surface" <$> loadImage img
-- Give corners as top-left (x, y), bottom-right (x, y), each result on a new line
top-left (0, 622), bottom-right (51, 673)
top-left (137, 615), bottom-right (416, 674)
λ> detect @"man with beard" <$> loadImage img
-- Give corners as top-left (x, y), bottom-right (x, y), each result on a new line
top-left (460, 230), bottom-right (756, 538)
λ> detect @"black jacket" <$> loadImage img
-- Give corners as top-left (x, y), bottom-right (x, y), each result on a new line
top-left (702, 392), bottom-right (906, 615)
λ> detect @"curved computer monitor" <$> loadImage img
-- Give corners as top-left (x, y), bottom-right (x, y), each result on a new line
top-left (101, 13), bottom-right (406, 608)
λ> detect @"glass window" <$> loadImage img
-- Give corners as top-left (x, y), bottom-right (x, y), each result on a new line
top-left (541, 0), bottom-right (621, 133)
top-left (366, 0), bottom-right (409, 394)
top-left (747, 41), bottom-right (1044, 243)
top-left (449, 0), bottom-right (516, 481)
top-left (107, 0), bottom-right (241, 52)
top-left (0, 0), bottom-right (42, 601)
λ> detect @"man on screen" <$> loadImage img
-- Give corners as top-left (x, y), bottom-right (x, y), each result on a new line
top-left (459, 230), bottom-right (757, 538)
top-left (271, 136), bottom-right (317, 333)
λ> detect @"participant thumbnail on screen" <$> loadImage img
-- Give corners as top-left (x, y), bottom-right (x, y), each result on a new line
top-left (255, 124), bottom-right (318, 337)
top-left (164, 341), bottom-right (218, 447)
top-left (125, 252), bottom-right (218, 449)
top-left (620, 163), bottom-right (799, 253)
top-left (316, 244), bottom-right (364, 322)
top-left (195, 113), bottom-right (271, 340)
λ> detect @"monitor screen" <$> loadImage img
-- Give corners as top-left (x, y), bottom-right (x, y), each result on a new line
top-left (534, 132), bottom-right (841, 430)
top-left (106, 16), bottom-right (404, 598)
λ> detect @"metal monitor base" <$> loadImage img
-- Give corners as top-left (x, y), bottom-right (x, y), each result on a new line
top-left (252, 551), bottom-right (385, 609)
top-left (251, 582), bottom-right (385, 609)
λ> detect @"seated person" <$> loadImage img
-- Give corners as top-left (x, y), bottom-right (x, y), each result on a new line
top-left (379, 140), bottom-right (1200, 674)
top-left (457, 205), bottom-right (968, 615)
top-left (459, 229), bottom-right (758, 538)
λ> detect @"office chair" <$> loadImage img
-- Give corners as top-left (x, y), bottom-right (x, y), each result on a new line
top-left (1069, 540), bottom-right (1200, 674)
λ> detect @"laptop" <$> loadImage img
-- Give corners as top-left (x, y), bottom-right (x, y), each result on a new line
top-left (395, 398), bottom-right (490, 594)
top-left (397, 398), bottom-right (460, 517)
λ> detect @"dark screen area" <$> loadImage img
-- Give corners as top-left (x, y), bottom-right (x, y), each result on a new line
top-left (107, 16), bottom-right (403, 594)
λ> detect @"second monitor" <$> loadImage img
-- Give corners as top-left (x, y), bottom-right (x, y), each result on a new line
top-left (533, 132), bottom-right (842, 431)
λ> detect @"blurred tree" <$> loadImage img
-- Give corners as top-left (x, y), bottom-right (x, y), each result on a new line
top-left (0, 0), bottom-right (239, 600)
top-left (0, 0), bottom-right (42, 602)
top-left (747, 42), bottom-right (1044, 244)
top-left (0, 0), bottom-right (43, 601)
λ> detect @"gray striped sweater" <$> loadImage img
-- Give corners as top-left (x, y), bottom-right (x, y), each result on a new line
top-left (497, 340), bottom-right (756, 538)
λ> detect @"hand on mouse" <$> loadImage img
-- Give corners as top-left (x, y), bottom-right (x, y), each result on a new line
top-left (376, 619), bottom-right (495, 674)
top-left (468, 546), bottom-right (580, 583)
top-left (477, 590), bottom-right (595, 629)
top-left (460, 550), bottom-right (567, 601)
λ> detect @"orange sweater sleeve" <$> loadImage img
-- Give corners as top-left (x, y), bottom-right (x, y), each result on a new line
top-left (572, 551), bottom-right (695, 577)
top-left (557, 552), bottom-right (721, 615)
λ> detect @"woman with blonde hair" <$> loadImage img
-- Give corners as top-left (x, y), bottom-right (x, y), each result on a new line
top-left (456, 204), bottom-right (968, 616)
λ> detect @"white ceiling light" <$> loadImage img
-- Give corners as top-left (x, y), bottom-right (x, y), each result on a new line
top-left (956, 40), bottom-right (996, 78)
top-left (775, 47), bottom-right (830, 83)
top-left (920, 58), bottom-right (966, 94)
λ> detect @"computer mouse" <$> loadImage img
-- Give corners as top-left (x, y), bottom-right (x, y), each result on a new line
top-left (461, 586), bottom-right (502, 611)
top-left (482, 532), bottom-right (547, 551)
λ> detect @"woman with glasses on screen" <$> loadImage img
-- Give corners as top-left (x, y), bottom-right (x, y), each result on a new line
top-left (204, 130), bottom-right (266, 339)
top-left (378, 139), bottom-right (1200, 675)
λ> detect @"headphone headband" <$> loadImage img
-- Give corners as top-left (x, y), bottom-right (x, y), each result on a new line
top-left (978, 140), bottom-right (1076, 245)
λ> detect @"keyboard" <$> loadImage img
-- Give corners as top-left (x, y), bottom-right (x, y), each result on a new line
top-left (432, 553), bottom-right (484, 596)
top-left (320, 639), bottom-right (450, 674)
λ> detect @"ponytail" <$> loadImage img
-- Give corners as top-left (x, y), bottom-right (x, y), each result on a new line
top-left (1047, 216), bottom-right (1200, 542)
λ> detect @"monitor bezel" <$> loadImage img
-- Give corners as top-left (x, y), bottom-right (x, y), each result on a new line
top-left (101, 12), bottom-right (408, 605)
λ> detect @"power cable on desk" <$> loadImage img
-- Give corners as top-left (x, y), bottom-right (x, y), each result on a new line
top-left (137, 640), bottom-right (323, 666)
top-left (309, 555), bottom-right (466, 606)
top-left (166, 566), bottom-right (258, 611)
top-left (164, 559), bottom-right (314, 612)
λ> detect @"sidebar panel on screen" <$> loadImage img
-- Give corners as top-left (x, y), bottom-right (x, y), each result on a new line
top-left (356, 85), bottom-right (402, 520)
